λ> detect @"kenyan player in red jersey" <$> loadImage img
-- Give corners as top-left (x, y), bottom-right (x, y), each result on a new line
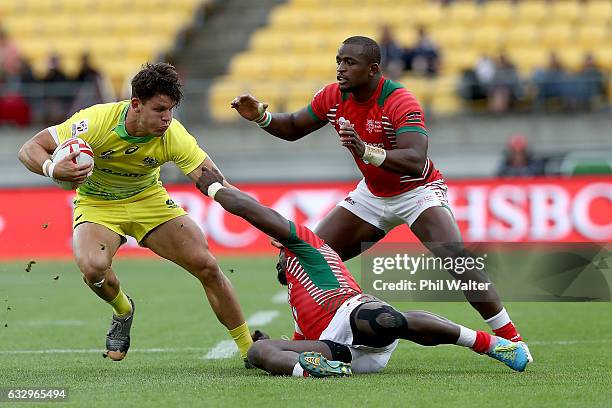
top-left (231, 36), bottom-right (529, 352)
top-left (195, 166), bottom-right (531, 377)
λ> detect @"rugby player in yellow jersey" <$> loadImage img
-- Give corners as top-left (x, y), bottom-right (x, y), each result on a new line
top-left (18, 63), bottom-right (253, 363)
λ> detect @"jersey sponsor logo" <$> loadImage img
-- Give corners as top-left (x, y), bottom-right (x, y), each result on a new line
top-left (343, 196), bottom-right (355, 206)
top-left (71, 119), bottom-right (89, 137)
top-left (98, 168), bottom-right (147, 178)
top-left (165, 199), bottom-right (179, 209)
top-left (125, 146), bottom-right (139, 155)
top-left (143, 157), bottom-right (159, 168)
top-left (99, 149), bottom-right (114, 159)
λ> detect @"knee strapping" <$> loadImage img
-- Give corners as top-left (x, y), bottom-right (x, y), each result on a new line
top-left (356, 305), bottom-right (407, 338)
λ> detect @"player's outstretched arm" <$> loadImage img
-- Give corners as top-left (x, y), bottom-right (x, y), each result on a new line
top-left (187, 156), bottom-right (235, 189)
top-left (18, 129), bottom-right (92, 182)
top-left (231, 94), bottom-right (326, 142)
top-left (195, 166), bottom-right (291, 241)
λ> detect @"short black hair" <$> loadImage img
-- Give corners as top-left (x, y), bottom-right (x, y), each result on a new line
top-left (342, 36), bottom-right (381, 64)
top-left (131, 62), bottom-right (183, 105)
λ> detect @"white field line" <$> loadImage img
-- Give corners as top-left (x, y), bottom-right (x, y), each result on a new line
top-left (2, 339), bottom-right (611, 356)
top-left (203, 340), bottom-right (237, 360)
top-left (25, 320), bottom-right (87, 326)
top-left (271, 291), bottom-right (288, 304)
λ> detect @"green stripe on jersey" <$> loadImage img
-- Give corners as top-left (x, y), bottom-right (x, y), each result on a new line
top-left (307, 104), bottom-right (323, 122)
top-left (280, 221), bottom-right (340, 290)
top-left (396, 126), bottom-right (429, 137)
top-left (377, 79), bottom-right (404, 106)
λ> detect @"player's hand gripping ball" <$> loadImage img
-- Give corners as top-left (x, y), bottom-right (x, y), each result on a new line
top-left (51, 138), bottom-right (94, 190)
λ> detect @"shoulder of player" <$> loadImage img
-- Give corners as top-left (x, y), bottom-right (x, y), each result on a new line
top-left (316, 82), bottom-right (342, 101)
top-left (381, 82), bottom-right (420, 108)
top-left (73, 101), bottom-right (127, 128)
top-left (164, 118), bottom-right (193, 140)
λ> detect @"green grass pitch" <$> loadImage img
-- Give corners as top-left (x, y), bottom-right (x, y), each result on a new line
top-left (1, 257), bottom-right (611, 407)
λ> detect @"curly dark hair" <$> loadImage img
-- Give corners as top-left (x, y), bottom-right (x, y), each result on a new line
top-left (131, 62), bottom-right (183, 105)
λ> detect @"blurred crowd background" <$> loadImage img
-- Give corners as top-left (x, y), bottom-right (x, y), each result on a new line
top-left (0, 0), bottom-right (610, 185)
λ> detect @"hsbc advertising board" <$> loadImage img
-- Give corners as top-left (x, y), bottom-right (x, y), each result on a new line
top-left (0, 176), bottom-right (610, 259)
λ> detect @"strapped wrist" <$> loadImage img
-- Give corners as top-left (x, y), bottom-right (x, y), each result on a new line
top-left (42, 159), bottom-right (54, 178)
top-left (207, 182), bottom-right (225, 200)
top-left (361, 144), bottom-right (387, 167)
top-left (254, 111), bottom-right (272, 128)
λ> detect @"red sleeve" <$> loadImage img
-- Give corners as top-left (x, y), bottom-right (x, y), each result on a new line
top-left (293, 331), bottom-right (306, 340)
top-left (308, 83), bottom-right (340, 122)
top-left (386, 89), bottom-right (429, 137)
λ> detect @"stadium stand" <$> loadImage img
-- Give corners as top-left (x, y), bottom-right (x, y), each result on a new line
top-left (0, 0), bottom-right (207, 93)
top-left (209, 0), bottom-right (611, 121)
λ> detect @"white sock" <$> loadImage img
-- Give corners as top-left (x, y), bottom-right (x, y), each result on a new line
top-left (455, 325), bottom-right (477, 348)
top-left (292, 362), bottom-right (305, 377)
top-left (485, 308), bottom-right (511, 330)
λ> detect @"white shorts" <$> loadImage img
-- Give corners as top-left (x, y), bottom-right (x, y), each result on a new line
top-left (338, 178), bottom-right (450, 233)
top-left (319, 295), bottom-right (399, 374)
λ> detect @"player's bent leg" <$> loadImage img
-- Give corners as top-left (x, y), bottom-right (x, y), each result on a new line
top-left (73, 222), bottom-right (123, 301)
top-left (350, 301), bottom-right (457, 347)
top-left (411, 207), bottom-right (524, 342)
top-left (410, 206), bottom-right (504, 319)
top-left (141, 215), bottom-right (252, 360)
top-left (73, 222), bottom-right (134, 361)
top-left (315, 206), bottom-right (385, 261)
top-left (248, 339), bottom-right (350, 377)
top-left (350, 302), bottom-right (531, 371)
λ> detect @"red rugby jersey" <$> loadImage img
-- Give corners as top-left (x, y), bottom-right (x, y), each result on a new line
top-left (280, 221), bottom-right (362, 340)
top-left (309, 77), bottom-right (443, 197)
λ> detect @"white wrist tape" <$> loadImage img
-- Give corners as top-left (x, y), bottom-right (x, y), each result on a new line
top-left (48, 162), bottom-right (56, 179)
top-left (207, 182), bottom-right (225, 200)
top-left (362, 145), bottom-right (387, 167)
top-left (42, 159), bottom-right (53, 177)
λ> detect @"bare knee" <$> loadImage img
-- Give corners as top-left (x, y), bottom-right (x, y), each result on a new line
top-left (76, 254), bottom-right (112, 283)
top-left (191, 255), bottom-right (223, 285)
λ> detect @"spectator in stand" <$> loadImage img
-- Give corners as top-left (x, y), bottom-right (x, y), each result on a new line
top-left (571, 53), bottom-right (606, 111)
top-left (532, 52), bottom-right (569, 111)
top-left (497, 134), bottom-right (542, 178)
top-left (378, 26), bottom-right (404, 81)
top-left (41, 53), bottom-right (74, 123)
top-left (402, 26), bottom-right (440, 77)
top-left (0, 27), bottom-right (21, 82)
top-left (487, 53), bottom-right (522, 114)
top-left (71, 51), bottom-right (106, 112)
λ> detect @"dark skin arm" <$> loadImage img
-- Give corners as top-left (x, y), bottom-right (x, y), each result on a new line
top-left (231, 95), bottom-right (326, 142)
top-left (195, 167), bottom-right (291, 242)
top-left (339, 119), bottom-right (428, 176)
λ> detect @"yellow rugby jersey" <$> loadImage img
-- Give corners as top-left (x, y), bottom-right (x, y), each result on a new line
top-left (49, 101), bottom-right (207, 200)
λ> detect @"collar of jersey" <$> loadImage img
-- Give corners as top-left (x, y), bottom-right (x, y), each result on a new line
top-left (343, 76), bottom-right (388, 106)
top-left (113, 103), bottom-right (155, 143)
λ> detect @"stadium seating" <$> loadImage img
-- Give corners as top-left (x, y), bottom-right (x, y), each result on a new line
top-left (210, 0), bottom-right (611, 121)
top-left (0, 0), bottom-right (206, 94)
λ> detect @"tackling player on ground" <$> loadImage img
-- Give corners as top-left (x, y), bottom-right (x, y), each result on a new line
top-left (231, 36), bottom-right (528, 352)
top-left (196, 166), bottom-right (531, 377)
top-left (18, 63), bottom-right (253, 363)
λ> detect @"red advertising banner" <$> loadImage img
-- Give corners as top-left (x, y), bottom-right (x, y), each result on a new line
top-left (0, 176), bottom-right (610, 259)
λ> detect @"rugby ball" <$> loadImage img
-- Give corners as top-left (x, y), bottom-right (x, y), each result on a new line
top-left (51, 138), bottom-right (94, 190)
